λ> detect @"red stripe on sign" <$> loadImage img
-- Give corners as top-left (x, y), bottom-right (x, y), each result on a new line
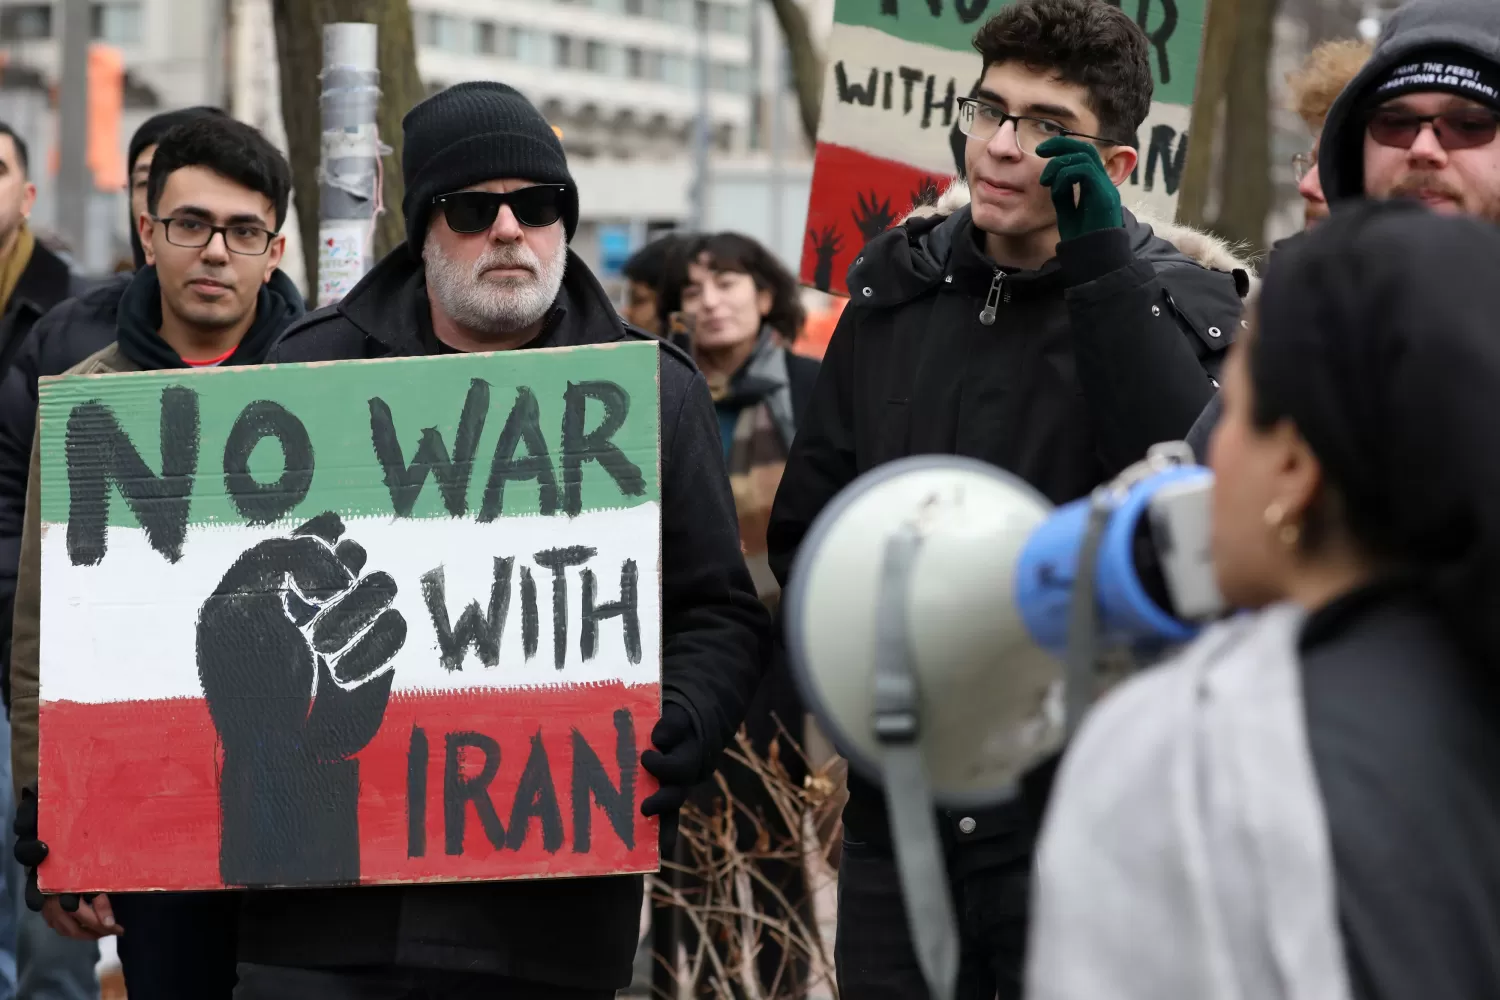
top-left (37, 683), bottom-right (660, 892)
top-left (801, 142), bottom-right (953, 296)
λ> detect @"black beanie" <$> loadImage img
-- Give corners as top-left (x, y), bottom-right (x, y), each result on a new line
top-left (127, 106), bottom-right (227, 269)
top-left (1364, 47), bottom-right (1500, 114)
top-left (401, 81), bottom-right (578, 256)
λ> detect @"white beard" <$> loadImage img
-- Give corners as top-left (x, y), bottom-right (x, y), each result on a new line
top-left (422, 232), bottom-right (567, 337)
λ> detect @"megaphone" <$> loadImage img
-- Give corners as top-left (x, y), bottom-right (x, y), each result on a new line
top-left (782, 442), bottom-right (1224, 1000)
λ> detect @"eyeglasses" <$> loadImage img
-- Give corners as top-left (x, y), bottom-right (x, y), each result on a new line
top-left (955, 98), bottom-right (1119, 154)
top-left (433, 185), bottom-right (569, 233)
top-left (155, 217), bottom-right (276, 256)
top-left (1291, 150), bottom-right (1316, 182)
top-left (1366, 108), bottom-right (1500, 151)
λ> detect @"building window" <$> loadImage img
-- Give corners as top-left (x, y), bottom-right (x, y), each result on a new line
top-left (710, 62), bottom-right (746, 93)
top-left (554, 34), bottom-right (575, 68)
top-left (476, 20), bottom-right (497, 55)
top-left (516, 28), bottom-right (546, 65)
top-left (625, 46), bottom-right (643, 78)
top-left (91, 2), bottom-right (141, 44)
top-left (419, 13), bottom-right (470, 53)
top-left (0, 4), bottom-right (51, 41)
top-left (659, 0), bottom-right (686, 23)
top-left (661, 53), bottom-right (689, 86)
top-left (585, 40), bottom-right (608, 73)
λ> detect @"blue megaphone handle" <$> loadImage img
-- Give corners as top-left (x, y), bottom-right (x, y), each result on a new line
top-left (1015, 465), bottom-right (1210, 656)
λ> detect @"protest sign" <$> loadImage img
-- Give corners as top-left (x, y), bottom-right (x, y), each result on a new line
top-left (802, 0), bottom-right (1207, 294)
top-left (35, 342), bottom-right (662, 892)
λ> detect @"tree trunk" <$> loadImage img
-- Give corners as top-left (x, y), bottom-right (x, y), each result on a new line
top-left (1214, 0), bottom-right (1280, 253)
top-left (1176, 0), bottom-right (1242, 227)
top-left (767, 0), bottom-right (824, 146)
top-left (271, 0), bottom-right (424, 295)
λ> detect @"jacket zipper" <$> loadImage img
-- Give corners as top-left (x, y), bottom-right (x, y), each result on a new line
top-left (979, 268), bottom-right (1008, 326)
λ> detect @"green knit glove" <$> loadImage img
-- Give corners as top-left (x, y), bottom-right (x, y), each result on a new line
top-left (1038, 136), bottom-right (1123, 242)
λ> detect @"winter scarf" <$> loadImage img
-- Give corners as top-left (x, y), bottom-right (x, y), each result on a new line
top-left (0, 223), bottom-right (35, 315)
top-left (707, 328), bottom-right (797, 605)
top-left (1027, 603), bottom-right (1353, 1000)
top-left (116, 265), bottom-right (304, 370)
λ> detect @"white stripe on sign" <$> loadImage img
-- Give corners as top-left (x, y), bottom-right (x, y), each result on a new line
top-left (39, 504), bottom-right (661, 704)
top-left (817, 23), bottom-right (978, 176)
top-left (816, 22), bottom-right (1194, 221)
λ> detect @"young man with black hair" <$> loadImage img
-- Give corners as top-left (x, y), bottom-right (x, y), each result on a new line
top-left (8, 113), bottom-right (303, 1000)
top-left (766, 1), bottom-right (1248, 996)
top-left (620, 232), bottom-right (688, 334)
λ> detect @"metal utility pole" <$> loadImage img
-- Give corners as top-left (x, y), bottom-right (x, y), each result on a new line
top-left (57, 0), bottom-right (90, 258)
top-left (689, 0), bottom-right (711, 232)
top-left (316, 22), bottom-right (381, 307)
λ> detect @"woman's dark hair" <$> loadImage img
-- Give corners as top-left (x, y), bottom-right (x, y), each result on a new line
top-left (147, 117), bottom-right (293, 230)
top-left (1246, 200), bottom-right (1500, 657)
top-left (971, 0), bottom-right (1153, 145)
top-left (622, 232), bottom-right (689, 289)
top-left (658, 232), bottom-right (806, 342)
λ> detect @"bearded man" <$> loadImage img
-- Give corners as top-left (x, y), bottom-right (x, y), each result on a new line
top-left (230, 81), bottom-right (771, 1000)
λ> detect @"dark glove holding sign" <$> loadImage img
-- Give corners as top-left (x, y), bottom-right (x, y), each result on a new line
top-left (640, 702), bottom-right (708, 855)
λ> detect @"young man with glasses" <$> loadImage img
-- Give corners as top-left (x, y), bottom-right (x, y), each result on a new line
top-left (1188, 0), bottom-right (1500, 459)
top-left (220, 81), bottom-right (769, 1000)
top-left (8, 114), bottom-right (302, 999)
top-left (767, 1), bottom-right (1247, 997)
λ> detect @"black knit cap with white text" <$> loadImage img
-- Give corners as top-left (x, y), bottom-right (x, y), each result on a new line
top-left (1365, 47), bottom-right (1500, 114)
top-left (400, 81), bottom-right (578, 256)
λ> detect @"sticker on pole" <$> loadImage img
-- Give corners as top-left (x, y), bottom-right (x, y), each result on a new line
top-left (802, 0), bottom-right (1208, 294)
top-left (35, 342), bottom-right (662, 891)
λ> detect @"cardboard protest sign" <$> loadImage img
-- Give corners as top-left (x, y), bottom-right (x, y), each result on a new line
top-left (35, 342), bottom-right (662, 892)
top-left (802, 0), bottom-right (1208, 294)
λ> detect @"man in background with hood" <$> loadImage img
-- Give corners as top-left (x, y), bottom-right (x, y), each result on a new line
top-left (9, 113), bottom-right (303, 1000)
top-left (1188, 0), bottom-right (1500, 458)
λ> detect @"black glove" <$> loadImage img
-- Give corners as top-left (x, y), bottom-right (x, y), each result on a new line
top-left (13, 785), bottom-right (84, 914)
top-left (640, 703), bottom-right (707, 855)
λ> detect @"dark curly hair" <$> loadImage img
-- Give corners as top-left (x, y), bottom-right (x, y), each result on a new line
top-left (658, 232), bottom-right (806, 343)
top-left (972, 0), bottom-right (1153, 145)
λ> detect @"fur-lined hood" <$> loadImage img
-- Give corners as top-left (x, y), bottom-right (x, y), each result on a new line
top-left (901, 179), bottom-right (1257, 278)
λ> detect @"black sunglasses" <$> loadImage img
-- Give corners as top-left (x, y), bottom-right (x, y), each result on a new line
top-left (433, 185), bottom-right (568, 233)
top-left (1367, 108), bottom-right (1500, 151)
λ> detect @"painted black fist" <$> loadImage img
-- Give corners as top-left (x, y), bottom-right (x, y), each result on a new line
top-left (197, 512), bottom-right (406, 887)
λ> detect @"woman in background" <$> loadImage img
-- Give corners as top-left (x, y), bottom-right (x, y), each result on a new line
top-left (1027, 201), bottom-right (1500, 1000)
top-left (653, 232), bottom-right (823, 998)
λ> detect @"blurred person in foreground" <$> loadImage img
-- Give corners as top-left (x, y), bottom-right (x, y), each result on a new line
top-left (1288, 39), bottom-right (1373, 226)
top-left (650, 232), bottom-right (820, 998)
top-left (10, 114), bottom-right (303, 1000)
top-left (1030, 200), bottom-right (1500, 1000)
top-left (1187, 0), bottom-right (1500, 457)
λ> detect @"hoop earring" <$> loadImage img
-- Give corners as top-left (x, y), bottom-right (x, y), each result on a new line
top-left (1264, 501), bottom-right (1301, 548)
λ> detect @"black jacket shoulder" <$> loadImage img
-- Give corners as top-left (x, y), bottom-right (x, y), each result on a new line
top-left (1301, 583), bottom-right (1500, 1000)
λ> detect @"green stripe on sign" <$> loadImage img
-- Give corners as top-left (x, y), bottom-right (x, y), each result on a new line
top-left (833, 0), bottom-right (1205, 108)
top-left (38, 341), bottom-right (661, 529)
